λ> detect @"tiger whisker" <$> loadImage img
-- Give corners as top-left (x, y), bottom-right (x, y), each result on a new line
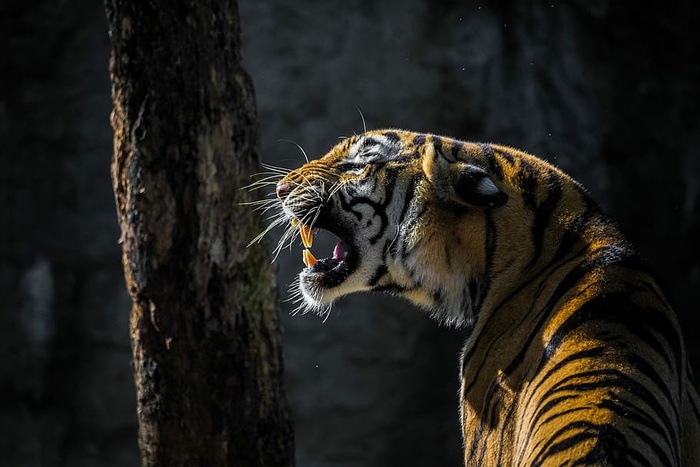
top-left (240, 197), bottom-right (277, 207)
top-left (248, 215), bottom-right (288, 249)
top-left (354, 105), bottom-right (367, 134)
top-left (261, 162), bottom-right (292, 174)
top-left (244, 174), bottom-right (285, 187)
top-left (278, 139), bottom-right (310, 164)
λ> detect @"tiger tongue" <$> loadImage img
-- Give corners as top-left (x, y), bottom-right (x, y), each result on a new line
top-left (333, 240), bottom-right (346, 260)
top-left (302, 241), bottom-right (345, 269)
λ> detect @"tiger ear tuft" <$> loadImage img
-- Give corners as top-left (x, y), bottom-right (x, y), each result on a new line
top-left (423, 144), bottom-right (507, 208)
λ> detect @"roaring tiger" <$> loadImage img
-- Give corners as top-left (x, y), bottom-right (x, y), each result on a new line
top-left (258, 129), bottom-right (700, 466)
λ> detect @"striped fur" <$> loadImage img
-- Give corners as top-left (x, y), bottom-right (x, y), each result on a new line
top-left (269, 130), bottom-right (700, 466)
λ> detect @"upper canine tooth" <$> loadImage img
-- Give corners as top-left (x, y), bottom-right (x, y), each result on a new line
top-left (300, 224), bottom-right (314, 248)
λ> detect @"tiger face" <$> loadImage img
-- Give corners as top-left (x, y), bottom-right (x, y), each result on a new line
top-left (271, 130), bottom-right (539, 325)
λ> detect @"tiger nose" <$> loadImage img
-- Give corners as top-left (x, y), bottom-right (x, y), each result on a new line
top-left (275, 182), bottom-right (291, 200)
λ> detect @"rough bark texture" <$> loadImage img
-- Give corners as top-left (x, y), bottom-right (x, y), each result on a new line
top-left (104, 1), bottom-right (293, 465)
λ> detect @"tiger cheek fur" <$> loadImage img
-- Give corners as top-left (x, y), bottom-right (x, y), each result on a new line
top-left (267, 129), bottom-right (700, 466)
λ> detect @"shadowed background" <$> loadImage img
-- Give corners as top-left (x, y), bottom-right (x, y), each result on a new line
top-left (1, 1), bottom-right (698, 466)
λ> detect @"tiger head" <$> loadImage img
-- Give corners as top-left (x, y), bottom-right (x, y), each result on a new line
top-left (269, 129), bottom-right (586, 326)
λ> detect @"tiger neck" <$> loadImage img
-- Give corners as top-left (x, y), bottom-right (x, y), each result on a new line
top-left (456, 257), bottom-right (583, 463)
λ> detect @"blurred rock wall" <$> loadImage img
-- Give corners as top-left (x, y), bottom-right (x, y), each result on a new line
top-left (1, 1), bottom-right (698, 466)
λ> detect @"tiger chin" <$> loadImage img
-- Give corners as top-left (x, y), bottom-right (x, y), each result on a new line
top-left (268, 129), bottom-right (700, 466)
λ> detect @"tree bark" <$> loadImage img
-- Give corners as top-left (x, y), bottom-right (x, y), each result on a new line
top-left (104, 1), bottom-right (294, 465)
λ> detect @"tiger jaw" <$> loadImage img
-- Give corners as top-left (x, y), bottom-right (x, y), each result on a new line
top-left (291, 219), bottom-right (361, 307)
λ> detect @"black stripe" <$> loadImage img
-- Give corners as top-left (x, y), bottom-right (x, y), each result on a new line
top-left (626, 355), bottom-right (680, 454)
top-left (468, 278), bottom-right (481, 309)
top-left (461, 242), bottom-right (590, 390)
top-left (373, 284), bottom-right (407, 294)
top-left (389, 154), bottom-right (416, 164)
top-left (450, 140), bottom-right (463, 161)
top-left (432, 287), bottom-right (444, 304)
top-left (473, 390), bottom-right (504, 465)
top-left (547, 369), bottom-right (678, 450)
top-left (637, 274), bottom-right (671, 306)
top-left (337, 190), bottom-right (364, 221)
top-left (468, 212), bottom-right (497, 328)
top-left (362, 136), bottom-right (381, 148)
top-left (394, 178), bottom-right (425, 259)
top-left (396, 174), bottom-right (420, 228)
top-left (461, 278), bottom-right (482, 324)
top-left (531, 420), bottom-right (655, 466)
top-left (368, 264), bottom-right (388, 287)
top-left (628, 427), bottom-right (669, 466)
top-left (635, 275), bottom-right (683, 392)
top-left (528, 371), bottom-right (677, 465)
top-left (381, 130), bottom-right (400, 143)
top-left (625, 285), bottom-right (678, 369)
top-left (377, 166), bottom-right (398, 207)
top-left (496, 147), bottom-right (515, 167)
top-left (535, 293), bottom-right (682, 450)
top-left (494, 398), bottom-right (517, 465)
top-left (527, 170), bottom-right (563, 269)
top-left (517, 158), bottom-right (538, 210)
top-left (539, 346), bottom-right (608, 383)
top-left (346, 197), bottom-right (386, 232)
top-left (347, 167), bottom-right (403, 245)
top-left (545, 204), bottom-right (593, 269)
top-left (596, 400), bottom-right (677, 466)
top-left (467, 418), bottom-right (486, 461)
top-left (573, 443), bottom-right (653, 467)
top-left (542, 291), bottom-right (681, 398)
top-left (514, 349), bottom-right (607, 459)
top-left (536, 404), bottom-right (587, 431)
top-left (412, 134), bottom-right (426, 145)
top-left (480, 248), bottom-right (645, 400)
top-left (479, 143), bottom-right (504, 181)
top-left (496, 259), bottom-right (596, 381)
top-left (600, 395), bottom-right (669, 436)
top-left (531, 421), bottom-right (604, 463)
top-left (688, 377), bottom-right (700, 422)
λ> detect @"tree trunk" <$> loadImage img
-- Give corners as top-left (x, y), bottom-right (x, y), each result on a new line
top-left (104, 1), bottom-right (294, 465)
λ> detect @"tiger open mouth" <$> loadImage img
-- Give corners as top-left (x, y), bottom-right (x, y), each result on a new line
top-left (293, 218), bottom-right (358, 289)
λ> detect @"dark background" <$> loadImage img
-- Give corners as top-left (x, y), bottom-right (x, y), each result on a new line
top-left (1, 1), bottom-right (698, 466)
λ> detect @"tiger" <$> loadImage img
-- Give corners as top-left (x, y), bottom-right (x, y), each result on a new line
top-left (255, 129), bottom-right (700, 466)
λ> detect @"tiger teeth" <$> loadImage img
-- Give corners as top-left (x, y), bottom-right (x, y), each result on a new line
top-left (293, 222), bottom-right (316, 268)
top-left (299, 224), bottom-right (314, 249)
top-left (303, 248), bottom-right (318, 268)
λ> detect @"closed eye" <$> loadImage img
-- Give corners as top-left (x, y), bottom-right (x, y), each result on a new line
top-left (336, 162), bottom-right (368, 175)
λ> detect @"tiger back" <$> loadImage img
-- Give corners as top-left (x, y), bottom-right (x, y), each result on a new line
top-left (263, 129), bottom-right (700, 466)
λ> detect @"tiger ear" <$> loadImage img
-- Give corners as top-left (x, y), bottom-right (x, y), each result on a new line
top-left (454, 164), bottom-right (508, 207)
top-left (422, 144), bottom-right (507, 208)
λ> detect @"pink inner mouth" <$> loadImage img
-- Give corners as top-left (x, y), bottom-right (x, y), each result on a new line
top-left (333, 240), bottom-right (346, 260)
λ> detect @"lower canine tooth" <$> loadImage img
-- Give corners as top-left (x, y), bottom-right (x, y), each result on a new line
top-left (303, 249), bottom-right (318, 268)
